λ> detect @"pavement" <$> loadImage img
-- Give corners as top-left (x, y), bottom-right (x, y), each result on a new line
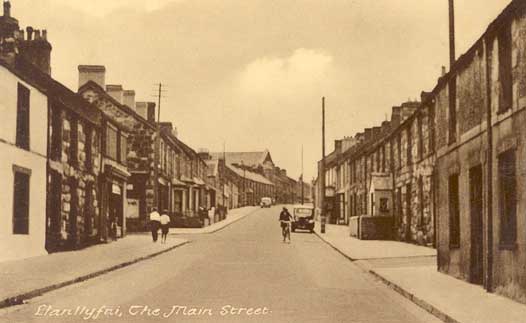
top-left (1, 205), bottom-right (442, 323)
top-left (169, 206), bottom-right (259, 234)
top-left (0, 235), bottom-right (188, 309)
top-left (314, 222), bottom-right (526, 323)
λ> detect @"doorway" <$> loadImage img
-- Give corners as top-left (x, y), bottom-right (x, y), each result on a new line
top-left (469, 165), bottom-right (483, 285)
top-left (405, 183), bottom-right (412, 242)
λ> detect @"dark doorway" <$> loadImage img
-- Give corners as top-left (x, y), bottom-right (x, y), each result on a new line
top-left (469, 165), bottom-right (483, 285)
top-left (405, 183), bottom-right (412, 242)
top-left (110, 184), bottom-right (124, 239)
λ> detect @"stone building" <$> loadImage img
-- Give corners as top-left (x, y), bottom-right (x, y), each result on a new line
top-left (316, 99), bottom-right (436, 244)
top-left (434, 0), bottom-right (526, 302)
top-left (78, 67), bottom-right (153, 232)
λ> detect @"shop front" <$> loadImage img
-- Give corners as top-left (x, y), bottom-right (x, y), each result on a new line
top-left (101, 164), bottom-right (130, 241)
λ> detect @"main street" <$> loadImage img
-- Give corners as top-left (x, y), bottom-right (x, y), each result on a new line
top-left (2, 206), bottom-right (441, 323)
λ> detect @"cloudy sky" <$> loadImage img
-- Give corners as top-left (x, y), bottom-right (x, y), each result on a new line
top-left (11, 0), bottom-right (511, 180)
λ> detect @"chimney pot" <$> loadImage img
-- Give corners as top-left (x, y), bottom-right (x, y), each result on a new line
top-left (441, 66), bottom-right (447, 76)
top-left (34, 29), bottom-right (41, 40)
top-left (42, 30), bottom-right (47, 40)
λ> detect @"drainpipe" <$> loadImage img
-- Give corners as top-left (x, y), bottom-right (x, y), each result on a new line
top-left (484, 36), bottom-right (494, 293)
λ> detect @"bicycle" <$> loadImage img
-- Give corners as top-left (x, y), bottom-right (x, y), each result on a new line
top-left (280, 221), bottom-right (291, 242)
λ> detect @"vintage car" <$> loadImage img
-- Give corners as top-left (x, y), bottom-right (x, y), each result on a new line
top-left (260, 197), bottom-right (272, 208)
top-left (291, 205), bottom-right (315, 232)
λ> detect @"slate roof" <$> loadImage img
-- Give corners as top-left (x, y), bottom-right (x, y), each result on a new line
top-left (210, 151), bottom-right (272, 168)
top-left (1, 57), bottom-right (101, 125)
top-left (227, 164), bottom-right (274, 186)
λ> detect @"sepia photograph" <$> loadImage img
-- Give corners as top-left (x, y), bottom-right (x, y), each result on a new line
top-left (0, 0), bottom-right (526, 322)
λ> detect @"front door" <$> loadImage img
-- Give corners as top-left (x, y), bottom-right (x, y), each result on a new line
top-left (469, 165), bottom-right (483, 285)
top-left (405, 183), bottom-right (412, 242)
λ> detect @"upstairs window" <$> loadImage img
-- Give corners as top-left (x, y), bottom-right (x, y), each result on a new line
top-left (448, 77), bottom-right (457, 144)
top-left (50, 107), bottom-right (62, 160)
top-left (119, 133), bottom-right (127, 165)
top-left (85, 126), bottom-right (92, 170)
top-left (498, 23), bottom-right (513, 114)
top-left (418, 114), bottom-right (424, 160)
top-left (407, 126), bottom-right (412, 165)
top-left (106, 126), bottom-right (118, 161)
top-left (429, 106), bottom-right (436, 152)
top-left (69, 120), bottom-right (79, 166)
top-left (16, 83), bottom-right (30, 150)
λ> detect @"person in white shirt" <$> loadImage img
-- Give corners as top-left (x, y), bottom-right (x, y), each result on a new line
top-left (149, 207), bottom-right (161, 242)
top-left (160, 210), bottom-right (171, 244)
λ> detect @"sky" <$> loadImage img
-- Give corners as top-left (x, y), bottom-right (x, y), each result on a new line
top-left (10, 0), bottom-right (512, 181)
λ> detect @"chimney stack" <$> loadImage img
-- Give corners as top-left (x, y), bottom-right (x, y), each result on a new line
top-left (391, 106), bottom-right (402, 127)
top-left (334, 140), bottom-right (342, 152)
top-left (106, 85), bottom-right (123, 104)
top-left (136, 102), bottom-right (156, 122)
top-left (123, 90), bottom-right (135, 109)
top-left (4, 0), bottom-right (11, 17)
top-left (364, 128), bottom-right (372, 141)
top-left (78, 65), bottom-right (106, 89)
top-left (26, 26), bottom-right (33, 40)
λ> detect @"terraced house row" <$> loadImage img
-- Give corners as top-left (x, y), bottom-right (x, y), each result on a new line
top-left (0, 2), bottom-right (293, 262)
top-left (314, 0), bottom-right (526, 303)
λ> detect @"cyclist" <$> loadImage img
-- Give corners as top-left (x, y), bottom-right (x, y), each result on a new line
top-left (279, 207), bottom-right (293, 243)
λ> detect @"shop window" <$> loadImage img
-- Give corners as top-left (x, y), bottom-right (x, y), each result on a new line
top-left (380, 198), bottom-right (389, 213)
top-left (13, 166), bottom-right (31, 234)
top-left (449, 173), bottom-right (460, 248)
top-left (498, 149), bottom-right (517, 247)
top-left (16, 83), bottom-right (30, 150)
top-left (498, 23), bottom-right (513, 114)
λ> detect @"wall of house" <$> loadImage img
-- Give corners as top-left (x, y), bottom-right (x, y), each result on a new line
top-left (0, 67), bottom-right (48, 261)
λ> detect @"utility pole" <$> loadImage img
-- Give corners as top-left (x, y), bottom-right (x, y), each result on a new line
top-left (321, 97), bottom-right (326, 234)
top-left (449, 0), bottom-right (456, 69)
top-left (153, 83), bottom-right (164, 211)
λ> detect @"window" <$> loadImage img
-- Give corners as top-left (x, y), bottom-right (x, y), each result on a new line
top-left (106, 126), bottom-right (118, 160)
top-left (119, 133), bottom-right (127, 165)
top-left (418, 115), bottom-right (424, 160)
top-left (380, 198), bottom-right (389, 213)
top-left (407, 126), bottom-right (412, 165)
top-left (13, 166), bottom-right (31, 234)
top-left (418, 176), bottom-right (424, 227)
top-left (498, 23), bottom-right (513, 113)
top-left (69, 119), bottom-right (79, 166)
top-left (16, 83), bottom-right (30, 150)
top-left (50, 107), bottom-right (62, 160)
top-left (85, 126), bottom-right (92, 170)
top-left (448, 77), bottom-right (457, 144)
top-left (498, 149), bottom-right (516, 246)
top-left (429, 106), bottom-right (435, 152)
top-left (449, 173), bottom-right (460, 248)
top-left (381, 145), bottom-right (386, 172)
top-left (397, 134), bottom-right (402, 169)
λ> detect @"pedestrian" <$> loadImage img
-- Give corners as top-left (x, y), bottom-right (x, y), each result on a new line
top-left (160, 210), bottom-right (170, 244)
top-left (149, 207), bottom-right (161, 242)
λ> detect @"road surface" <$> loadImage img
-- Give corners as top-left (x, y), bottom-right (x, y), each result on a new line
top-left (1, 206), bottom-right (441, 323)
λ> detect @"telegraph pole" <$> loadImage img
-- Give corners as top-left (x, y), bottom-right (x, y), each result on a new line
top-left (320, 97), bottom-right (326, 234)
top-left (449, 0), bottom-right (456, 69)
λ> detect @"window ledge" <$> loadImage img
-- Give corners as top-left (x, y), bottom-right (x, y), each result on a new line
top-left (449, 244), bottom-right (460, 250)
top-left (499, 243), bottom-right (517, 251)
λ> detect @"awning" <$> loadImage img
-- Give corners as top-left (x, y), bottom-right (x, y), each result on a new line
top-left (172, 177), bottom-right (186, 186)
top-left (181, 175), bottom-right (195, 184)
top-left (193, 177), bottom-right (206, 186)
